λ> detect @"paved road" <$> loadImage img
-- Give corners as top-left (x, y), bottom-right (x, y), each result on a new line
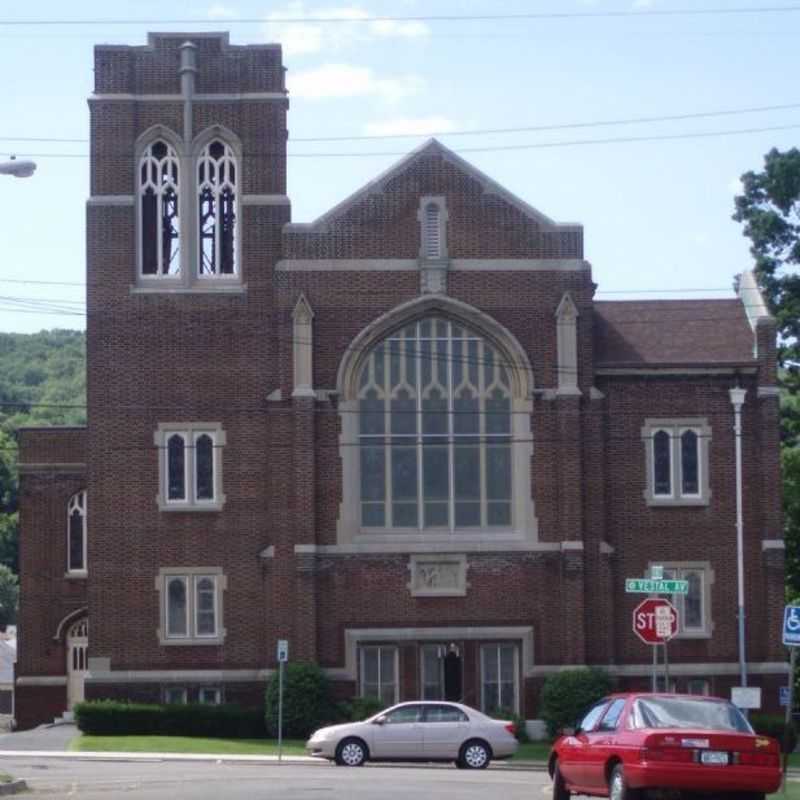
top-left (0, 757), bottom-right (553, 799)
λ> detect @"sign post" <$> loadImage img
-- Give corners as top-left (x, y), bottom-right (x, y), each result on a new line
top-left (277, 639), bottom-right (289, 763)
top-left (627, 566), bottom-right (684, 691)
top-left (781, 607), bottom-right (800, 791)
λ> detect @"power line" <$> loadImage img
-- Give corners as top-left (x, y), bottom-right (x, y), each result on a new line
top-left (4, 121), bottom-right (800, 161)
top-left (2, 7), bottom-right (800, 25)
top-left (3, 101), bottom-right (800, 145)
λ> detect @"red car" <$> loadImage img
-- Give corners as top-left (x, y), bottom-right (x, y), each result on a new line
top-left (549, 693), bottom-right (781, 800)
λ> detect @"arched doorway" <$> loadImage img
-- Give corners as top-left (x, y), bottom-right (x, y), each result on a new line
top-left (66, 618), bottom-right (88, 709)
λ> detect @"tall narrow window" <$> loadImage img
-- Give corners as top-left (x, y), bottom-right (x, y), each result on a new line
top-left (423, 202), bottom-right (442, 259)
top-left (67, 490), bottom-right (87, 574)
top-left (480, 643), bottom-right (518, 714)
top-left (167, 434), bottom-right (186, 501)
top-left (139, 140), bottom-right (180, 276)
top-left (653, 430), bottom-right (672, 496)
top-left (680, 429), bottom-right (699, 495)
top-left (358, 318), bottom-right (511, 531)
top-left (360, 645), bottom-right (398, 705)
top-left (166, 577), bottom-right (188, 637)
top-left (195, 434), bottom-right (214, 501)
top-left (198, 140), bottom-right (237, 277)
top-left (194, 576), bottom-right (217, 637)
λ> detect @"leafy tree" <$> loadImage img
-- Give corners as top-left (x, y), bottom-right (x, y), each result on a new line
top-left (0, 564), bottom-right (18, 629)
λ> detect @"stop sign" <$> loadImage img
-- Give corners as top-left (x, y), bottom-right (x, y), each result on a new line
top-left (632, 598), bottom-right (678, 644)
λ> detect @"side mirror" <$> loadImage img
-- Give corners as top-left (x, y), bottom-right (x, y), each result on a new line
top-left (373, 715), bottom-right (387, 726)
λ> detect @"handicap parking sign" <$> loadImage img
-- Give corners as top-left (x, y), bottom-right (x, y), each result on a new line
top-left (783, 606), bottom-right (800, 646)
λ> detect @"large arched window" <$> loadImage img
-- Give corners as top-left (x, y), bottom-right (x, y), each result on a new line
top-left (138, 140), bottom-right (180, 276)
top-left (197, 140), bottom-right (238, 277)
top-left (67, 490), bottom-right (87, 574)
top-left (357, 317), bottom-right (512, 531)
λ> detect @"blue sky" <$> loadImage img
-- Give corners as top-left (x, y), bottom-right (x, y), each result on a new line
top-left (1, 0), bottom-right (799, 333)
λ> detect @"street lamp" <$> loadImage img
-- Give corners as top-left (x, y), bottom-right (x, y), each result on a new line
top-left (0, 156), bottom-right (37, 178)
top-left (730, 385), bottom-right (747, 691)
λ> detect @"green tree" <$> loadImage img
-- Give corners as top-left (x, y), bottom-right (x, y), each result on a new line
top-left (0, 564), bottom-right (18, 629)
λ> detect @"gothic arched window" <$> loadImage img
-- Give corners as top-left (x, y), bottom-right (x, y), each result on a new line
top-left (67, 490), bottom-right (87, 573)
top-left (197, 140), bottom-right (238, 277)
top-left (357, 317), bottom-right (512, 530)
top-left (138, 140), bottom-right (180, 276)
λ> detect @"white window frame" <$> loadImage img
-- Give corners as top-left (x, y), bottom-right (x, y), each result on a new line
top-left (359, 645), bottom-right (399, 705)
top-left (164, 687), bottom-right (188, 705)
top-left (155, 423), bottom-right (227, 511)
top-left (156, 567), bottom-right (227, 646)
top-left (642, 418), bottom-right (711, 506)
top-left (650, 560), bottom-right (714, 639)
top-left (479, 642), bottom-right (519, 715)
top-left (66, 489), bottom-right (88, 577)
top-left (198, 687), bottom-right (222, 705)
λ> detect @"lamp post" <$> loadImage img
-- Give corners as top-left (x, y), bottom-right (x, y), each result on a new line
top-left (730, 386), bottom-right (747, 690)
top-left (0, 156), bottom-right (37, 178)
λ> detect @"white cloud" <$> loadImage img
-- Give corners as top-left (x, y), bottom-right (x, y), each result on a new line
top-left (364, 116), bottom-right (458, 137)
top-left (263, 2), bottom-right (430, 57)
top-left (288, 63), bottom-right (424, 101)
top-left (207, 4), bottom-right (238, 19)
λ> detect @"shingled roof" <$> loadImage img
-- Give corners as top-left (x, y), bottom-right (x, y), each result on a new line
top-left (594, 298), bottom-right (756, 367)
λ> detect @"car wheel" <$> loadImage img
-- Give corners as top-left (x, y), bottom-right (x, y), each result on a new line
top-left (459, 739), bottom-right (491, 769)
top-left (335, 737), bottom-right (368, 767)
top-left (608, 764), bottom-right (640, 800)
top-left (552, 761), bottom-right (570, 800)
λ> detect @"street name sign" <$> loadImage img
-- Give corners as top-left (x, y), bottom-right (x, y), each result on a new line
top-left (625, 578), bottom-right (689, 594)
top-left (633, 598), bottom-right (679, 645)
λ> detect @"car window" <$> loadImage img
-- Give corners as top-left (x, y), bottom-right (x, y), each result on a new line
top-left (632, 697), bottom-right (752, 733)
top-left (597, 698), bottom-right (626, 732)
top-left (423, 705), bottom-right (469, 723)
top-left (578, 701), bottom-right (610, 733)
top-left (385, 705), bottom-right (422, 724)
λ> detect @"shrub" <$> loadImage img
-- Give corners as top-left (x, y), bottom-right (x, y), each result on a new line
top-left (74, 700), bottom-right (266, 738)
top-left (539, 668), bottom-right (614, 738)
top-left (265, 662), bottom-right (335, 739)
top-left (349, 696), bottom-right (384, 721)
top-left (750, 713), bottom-right (797, 754)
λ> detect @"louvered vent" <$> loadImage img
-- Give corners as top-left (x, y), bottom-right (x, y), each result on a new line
top-left (424, 202), bottom-right (442, 259)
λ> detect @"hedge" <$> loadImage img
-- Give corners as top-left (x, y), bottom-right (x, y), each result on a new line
top-left (265, 662), bottom-right (336, 739)
top-left (74, 700), bottom-right (266, 738)
top-left (539, 668), bottom-right (614, 738)
top-left (750, 713), bottom-right (797, 754)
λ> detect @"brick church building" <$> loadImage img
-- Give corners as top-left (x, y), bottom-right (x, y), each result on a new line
top-left (14, 33), bottom-right (787, 729)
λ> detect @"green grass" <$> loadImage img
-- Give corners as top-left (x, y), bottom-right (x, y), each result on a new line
top-left (512, 741), bottom-right (552, 761)
top-left (771, 780), bottom-right (800, 799)
top-left (0, 772), bottom-right (12, 784)
top-left (71, 735), bottom-right (308, 756)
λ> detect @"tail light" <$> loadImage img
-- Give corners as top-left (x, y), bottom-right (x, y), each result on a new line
top-left (640, 747), bottom-right (695, 763)
top-left (736, 752), bottom-right (780, 767)
top-left (504, 722), bottom-right (516, 736)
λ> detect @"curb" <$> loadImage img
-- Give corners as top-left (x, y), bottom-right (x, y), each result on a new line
top-left (0, 749), bottom-right (546, 770)
top-left (0, 781), bottom-right (27, 796)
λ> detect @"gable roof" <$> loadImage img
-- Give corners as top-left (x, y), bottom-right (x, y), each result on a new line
top-left (594, 299), bottom-right (755, 367)
top-left (285, 138), bottom-right (581, 233)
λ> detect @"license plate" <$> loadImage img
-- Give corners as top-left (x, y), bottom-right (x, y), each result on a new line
top-left (700, 750), bottom-right (729, 766)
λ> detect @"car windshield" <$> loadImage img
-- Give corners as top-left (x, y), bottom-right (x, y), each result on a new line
top-left (633, 697), bottom-right (753, 733)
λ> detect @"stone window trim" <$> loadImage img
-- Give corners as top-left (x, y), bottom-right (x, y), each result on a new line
top-left (155, 567), bottom-right (227, 647)
top-left (163, 686), bottom-right (188, 704)
top-left (641, 417), bottom-right (712, 506)
top-left (198, 687), bottom-right (222, 705)
top-left (417, 196), bottom-right (449, 262)
top-left (335, 295), bottom-right (537, 550)
top-left (407, 554), bottom-right (469, 597)
top-left (154, 423), bottom-right (227, 512)
top-left (648, 560), bottom-right (714, 639)
top-left (66, 489), bottom-right (88, 577)
top-left (134, 124), bottom-right (243, 291)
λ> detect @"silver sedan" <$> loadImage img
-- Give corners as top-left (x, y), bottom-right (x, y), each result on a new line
top-left (306, 701), bottom-right (519, 769)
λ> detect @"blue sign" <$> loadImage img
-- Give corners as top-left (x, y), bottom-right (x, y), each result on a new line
top-left (780, 686), bottom-right (790, 707)
top-left (783, 606), bottom-right (800, 647)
